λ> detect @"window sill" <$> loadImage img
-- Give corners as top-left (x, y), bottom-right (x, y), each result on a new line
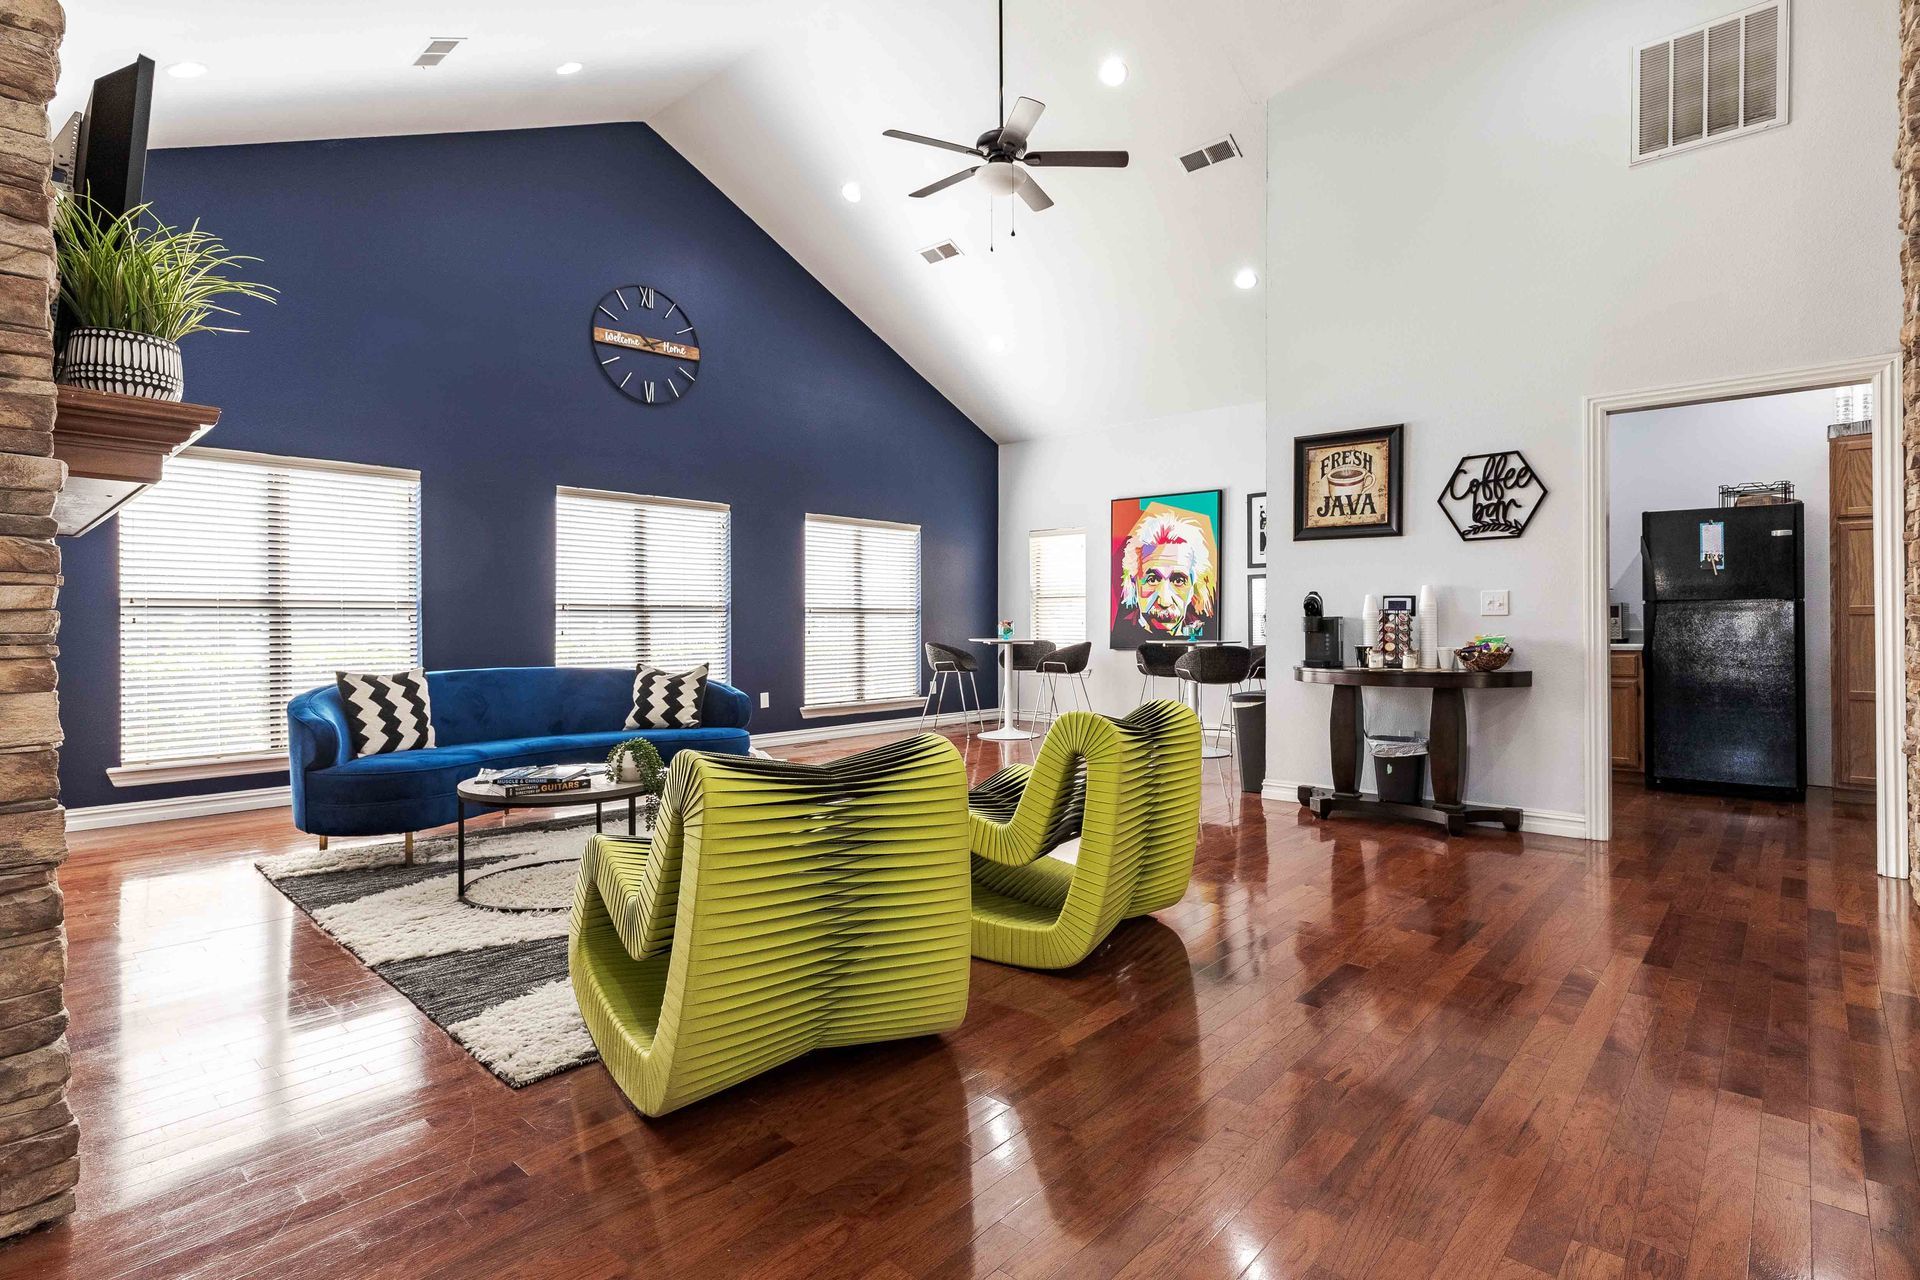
top-left (799, 698), bottom-right (925, 720)
top-left (108, 753), bottom-right (287, 788)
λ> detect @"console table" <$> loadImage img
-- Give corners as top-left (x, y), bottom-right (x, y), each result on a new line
top-left (1293, 666), bottom-right (1532, 835)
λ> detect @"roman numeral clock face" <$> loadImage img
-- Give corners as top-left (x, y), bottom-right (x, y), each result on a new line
top-left (591, 285), bottom-right (700, 406)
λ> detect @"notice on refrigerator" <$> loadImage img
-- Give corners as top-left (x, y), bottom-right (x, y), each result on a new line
top-left (1699, 520), bottom-right (1726, 574)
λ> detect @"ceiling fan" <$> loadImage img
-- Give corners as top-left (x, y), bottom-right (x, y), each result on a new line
top-left (881, 0), bottom-right (1128, 213)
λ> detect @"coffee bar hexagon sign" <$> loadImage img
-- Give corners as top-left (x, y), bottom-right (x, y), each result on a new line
top-left (1439, 450), bottom-right (1547, 540)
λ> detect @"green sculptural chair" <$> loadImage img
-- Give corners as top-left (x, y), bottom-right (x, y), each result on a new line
top-left (967, 700), bottom-right (1202, 970)
top-left (569, 734), bottom-right (973, 1117)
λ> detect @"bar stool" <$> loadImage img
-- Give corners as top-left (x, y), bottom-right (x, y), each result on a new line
top-left (919, 641), bottom-right (984, 730)
top-left (1036, 641), bottom-right (1093, 724)
top-left (1176, 644), bottom-right (1253, 760)
top-left (1246, 644), bottom-right (1266, 688)
top-left (1006, 640), bottom-right (1057, 727)
top-left (1136, 642), bottom-right (1185, 705)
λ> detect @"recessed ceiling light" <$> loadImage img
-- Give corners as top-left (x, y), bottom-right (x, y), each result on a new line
top-left (1234, 267), bottom-right (1259, 290)
top-left (841, 181), bottom-right (862, 203)
top-left (166, 61), bottom-right (208, 80)
top-left (555, 62), bottom-right (584, 76)
top-left (987, 335), bottom-right (1007, 353)
top-left (1098, 56), bottom-right (1128, 87)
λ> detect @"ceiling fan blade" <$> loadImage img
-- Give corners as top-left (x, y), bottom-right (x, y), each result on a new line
top-left (882, 129), bottom-right (983, 158)
top-left (1001, 96), bottom-right (1045, 147)
top-left (908, 167), bottom-right (979, 198)
top-left (1014, 168), bottom-right (1054, 212)
top-left (1023, 150), bottom-right (1129, 168)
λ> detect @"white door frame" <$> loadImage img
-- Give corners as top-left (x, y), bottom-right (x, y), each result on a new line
top-left (1581, 354), bottom-right (1908, 877)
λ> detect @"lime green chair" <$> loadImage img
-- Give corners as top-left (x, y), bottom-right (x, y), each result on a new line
top-left (966, 700), bottom-right (1202, 969)
top-left (569, 734), bottom-right (972, 1117)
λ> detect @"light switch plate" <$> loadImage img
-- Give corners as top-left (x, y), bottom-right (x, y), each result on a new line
top-left (1480, 589), bottom-right (1510, 617)
top-left (759, 692), bottom-right (770, 709)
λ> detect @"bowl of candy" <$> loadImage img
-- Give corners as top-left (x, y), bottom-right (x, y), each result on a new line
top-left (1455, 635), bottom-right (1513, 673)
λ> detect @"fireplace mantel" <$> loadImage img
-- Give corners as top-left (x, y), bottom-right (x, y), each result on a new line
top-left (50, 386), bottom-right (220, 535)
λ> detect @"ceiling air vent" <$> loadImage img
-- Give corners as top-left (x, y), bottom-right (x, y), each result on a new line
top-left (918, 241), bottom-right (962, 264)
top-left (413, 37), bottom-right (466, 68)
top-left (1179, 135), bottom-right (1241, 173)
top-left (1632, 2), bottom-right (1787, 165)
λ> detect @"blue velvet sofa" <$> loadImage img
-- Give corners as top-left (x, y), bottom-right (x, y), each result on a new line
top-left (287, 666), bottom-right (753, 837)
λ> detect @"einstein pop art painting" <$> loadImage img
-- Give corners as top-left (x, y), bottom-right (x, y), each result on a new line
top-left (1108, 491), bottom-right (1223, 650)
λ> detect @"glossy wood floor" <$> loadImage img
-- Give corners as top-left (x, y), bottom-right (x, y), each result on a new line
top-left (4, 726), bottom-right (1917, 1279)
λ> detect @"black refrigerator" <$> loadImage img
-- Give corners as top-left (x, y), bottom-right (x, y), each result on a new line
top-left (1641, 503), bottom-right (1806, 800)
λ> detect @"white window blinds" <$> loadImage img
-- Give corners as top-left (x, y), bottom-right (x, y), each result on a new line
top-left (1250, 574), bottom-right (1268, 645)
top-left (118, 448), bottom-right (421, 770)
top-left (554, 488), bottom-right (731, 682)
top-left (803, 514), bottom-right (921, 712)
top-left (1029, 529), bottom-right (1086, 644)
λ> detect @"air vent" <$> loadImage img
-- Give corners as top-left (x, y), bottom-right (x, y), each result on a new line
top-left (1179, 135), bottom-right (1241, 173)
top-left (1632, 2), bottom-right (1787, 165)
top-left (918, 241), bottom-right (962, 264)
top-left (413, 37), bottom-right (466, 68)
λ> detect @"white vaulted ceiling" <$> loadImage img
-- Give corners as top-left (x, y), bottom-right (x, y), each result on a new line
top-left (52, 0), bottom-right (1501, 441)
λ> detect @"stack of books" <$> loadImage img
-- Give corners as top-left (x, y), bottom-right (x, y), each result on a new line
top-left (483, 765), bottom-right (595, 797)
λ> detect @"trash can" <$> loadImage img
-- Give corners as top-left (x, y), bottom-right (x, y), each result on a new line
top-left (1230, 690), bottom-right (1265, 793)
top-left (1368, 734), bottom-right (1428, 805)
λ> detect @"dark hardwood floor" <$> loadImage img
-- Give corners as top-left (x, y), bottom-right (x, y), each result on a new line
top-left (3, 725), bottom-right (1915, 1278)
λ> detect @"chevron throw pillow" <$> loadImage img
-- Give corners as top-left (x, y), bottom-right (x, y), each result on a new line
top-left (336, 669), bottom-right (437, 757)
top-left (627, 663), bottom-right (707, 729)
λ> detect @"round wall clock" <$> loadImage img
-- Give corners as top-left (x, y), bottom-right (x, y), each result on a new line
top-left (590, 285), bottom-right (701, 406)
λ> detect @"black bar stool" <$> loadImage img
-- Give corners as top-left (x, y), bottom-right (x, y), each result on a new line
top-left (1006, 640), bottom-right (1057, 727)
top-left (1036, 641), bottom-right (1093, 724)
top-left (919, 641), bottom-right (984, 730)
top-left (1176, 644), bottom-right (1253, 760)
top-left (1136, 642), bottom-right (1185, 704)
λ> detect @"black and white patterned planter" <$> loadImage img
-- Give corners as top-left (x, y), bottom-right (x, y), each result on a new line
top-left (56, 327), bottom-right (184, 401)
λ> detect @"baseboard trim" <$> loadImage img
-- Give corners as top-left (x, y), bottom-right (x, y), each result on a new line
top-left (66, 784), bottom-right (293, 832)
top-left (1259, 778), bottom-right (1591, 840)
top-left (752, 715), bottom-right (971, 749)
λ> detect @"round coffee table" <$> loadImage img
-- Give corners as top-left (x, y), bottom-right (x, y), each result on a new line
top-left (454, 773), bottom-right (654, 909)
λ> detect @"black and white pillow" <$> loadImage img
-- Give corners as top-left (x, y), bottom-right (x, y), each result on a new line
top-left (336, 669), bottom-right (437, 757)
top-left (627, 664), bottom-right (707, 729)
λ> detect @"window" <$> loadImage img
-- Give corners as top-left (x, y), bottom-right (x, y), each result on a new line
top-left (1249, 574), bottom-right (1268, 645)
top-left (1028, 529), bottom-right (1087, 644)
top-left (803, 514), bottom-right (921, 714)
top-left (555, 488), bottom-right (731, 681)
top-left (116, 448), bottom-right (421, 778)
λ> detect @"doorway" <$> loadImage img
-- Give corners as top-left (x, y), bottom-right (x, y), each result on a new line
top-left (1582, 356), bottom-right (1907, 877)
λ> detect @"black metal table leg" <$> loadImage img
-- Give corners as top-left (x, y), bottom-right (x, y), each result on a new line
top-left (457, 802), bottom-right (466, 899)
top-left (594, 801), bottom-right (603, 834)
top-left (628, 794), bottom-right (637, 835)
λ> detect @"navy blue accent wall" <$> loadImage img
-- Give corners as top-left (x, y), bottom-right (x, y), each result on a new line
top-left (56, 123), bottom-right (998, 812)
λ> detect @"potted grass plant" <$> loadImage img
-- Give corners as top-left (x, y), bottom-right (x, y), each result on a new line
top-left (52, 194), bottom-right (275, 401)
top-left (605, 738), bottom-right (667, 826)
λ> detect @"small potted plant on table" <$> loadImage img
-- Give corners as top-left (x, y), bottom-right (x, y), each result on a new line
top-left (605, 738), bottom-right (667, 828)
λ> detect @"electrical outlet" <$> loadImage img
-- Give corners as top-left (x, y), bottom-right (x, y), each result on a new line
top-left (759, 691), bottom-right (770, 709)
top-left (1480, 589), bottom-right (1510, 617)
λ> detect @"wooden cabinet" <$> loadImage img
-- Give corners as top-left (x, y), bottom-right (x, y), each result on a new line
top-left (1830, 433), bottom-right (1875, 801)
top-left (1610, 649), bottom-right (1643, 772)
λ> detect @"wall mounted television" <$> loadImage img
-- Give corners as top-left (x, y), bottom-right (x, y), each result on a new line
top-left (70, 55), bottom-right (154, 218)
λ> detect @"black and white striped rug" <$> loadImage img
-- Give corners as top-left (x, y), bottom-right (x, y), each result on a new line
top-left (256, 821), bottom-right (603, 1087)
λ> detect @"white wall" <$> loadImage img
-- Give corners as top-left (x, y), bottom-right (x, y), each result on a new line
top-left (1608, 389), bottom-right (1840, 786)
top-left (997, 402), bottom-right (1266, 719)
top-left (1264, 0), bottom-right (1899, 827)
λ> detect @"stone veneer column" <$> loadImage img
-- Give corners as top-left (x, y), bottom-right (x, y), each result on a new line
top-left (0, 0), bottom-right (75, 1241)
top-left (1906, 1), bottom-right (1920, 888)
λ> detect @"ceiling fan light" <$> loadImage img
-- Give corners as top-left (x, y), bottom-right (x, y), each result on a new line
top-left (1099, 56), bottom-right (1128, 87)
top-left (976, 161), bottom-right (1020, 197)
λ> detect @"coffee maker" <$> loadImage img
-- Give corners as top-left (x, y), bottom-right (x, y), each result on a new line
top-left (1302, 591), bottom-right (1343, 669)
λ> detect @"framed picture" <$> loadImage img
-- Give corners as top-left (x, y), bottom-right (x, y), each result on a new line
top-left (1292, 424), bottom-right (1404, 540)
top-left (1248, 573), bottom-right (1267, 646)
top-left (1247, 492), bottom-right (1268, 567)
top-left (1109, 490), bottom-right (1223, 650)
